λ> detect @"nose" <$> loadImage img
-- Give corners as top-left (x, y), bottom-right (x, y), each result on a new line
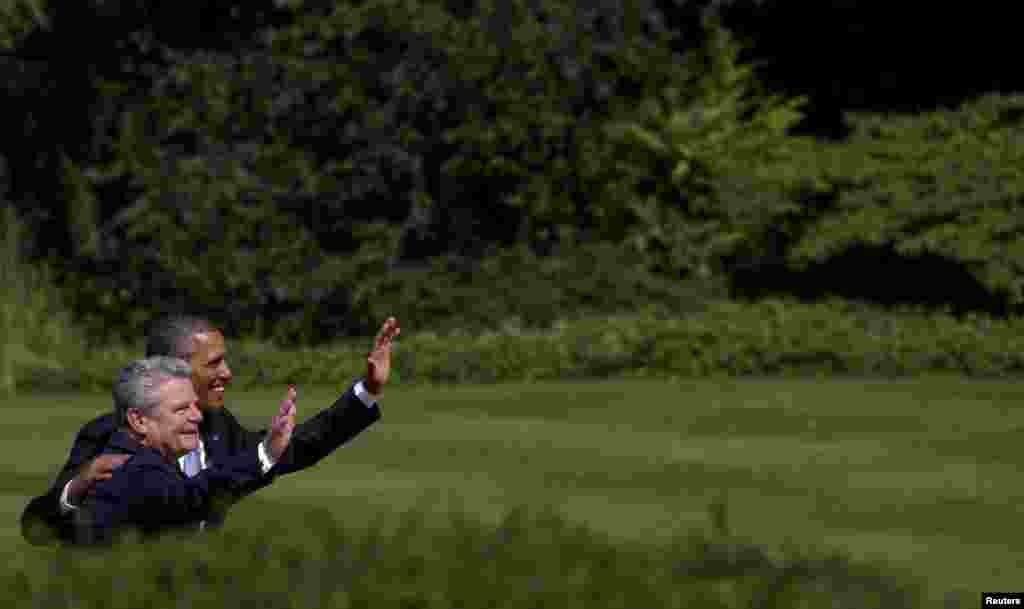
top-left (219, 360), bottom-right (233, 384)
top-left (188, 401), bottom-right (203, 423)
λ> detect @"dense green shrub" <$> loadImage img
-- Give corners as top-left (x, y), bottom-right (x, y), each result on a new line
top-left (5, 503), bottom-right (921, 608)
top-left (0, 205), bottom-right (109, 396)
top-left (23, 2), bottom-right (822, 345)
top-left (607, 89), bottom-right (1024, 314)
top-left (50, 0), bottom-right (724, 343)
top-left (235, 299), bottom-right (1024, 384)
top-left (600, 23), bottom-right (810, 280)
top-left (25, 300), bottom-right (1024, 393)
top-left (353, 243), bottom-right (720, 340)
top-left (5, 1), bottom-right (1024, 345)
top-left (379, 301), bottom-right (1024, 383)
top-left (783, 94), bottom-right (1024, 306)
top-left (0, 0), bottom-right (44, 49)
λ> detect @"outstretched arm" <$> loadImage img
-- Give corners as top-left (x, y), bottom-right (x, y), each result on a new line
top-left (275, 317), bottom-right (400, 474)
top-left (78, 406), bottom-right (296, 546)
top-left (225, 318), bottom-right (400, 482)
top-left (80, 453), bottom-right (265, 545)
top-left (20, 415), bottom-right (120, 545)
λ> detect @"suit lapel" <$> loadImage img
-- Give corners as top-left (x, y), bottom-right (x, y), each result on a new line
top-left (200, 410), bottom-right (226, 468)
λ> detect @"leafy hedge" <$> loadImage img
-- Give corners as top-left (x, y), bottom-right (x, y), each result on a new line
top-left (20, 300), bottom-right (1024, 393)
top-left (0, 205), bottom-right (104, 396)
top-left (354, 243), bottom-right (719, 340)
top-left (6, 503), bottom-right (922, 609)
top-left (785, 94), bottom-right (1024, 307)
top-left (370, 300), bottom-right (1024, 383)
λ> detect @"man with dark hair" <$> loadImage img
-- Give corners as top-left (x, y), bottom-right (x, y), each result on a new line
top-left (20, 315), bottom-right (400, 545)
top-left (74, 356), bottom-right (296, 545)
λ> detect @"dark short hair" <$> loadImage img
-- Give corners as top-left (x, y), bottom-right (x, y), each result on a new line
top-left (145, 315), bottom-right (219, 360)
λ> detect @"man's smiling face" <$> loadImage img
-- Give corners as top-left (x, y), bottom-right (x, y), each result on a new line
top-left (189, 330), bottom-right (233, 410)
top-left (133, 377), bottom-right (203, 460)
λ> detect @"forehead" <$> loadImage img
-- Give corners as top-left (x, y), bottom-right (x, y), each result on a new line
top-left (191, 330), bottom-right (226, 359)
top-left (157, 377), bottom-right (197, 406)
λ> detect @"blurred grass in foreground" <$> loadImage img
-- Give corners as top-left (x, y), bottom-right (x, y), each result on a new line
top-left (5, 503), bottom-right (921, 609)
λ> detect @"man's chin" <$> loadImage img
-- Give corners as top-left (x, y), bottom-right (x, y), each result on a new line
top-left (180, 435), bottom-right (199, 453)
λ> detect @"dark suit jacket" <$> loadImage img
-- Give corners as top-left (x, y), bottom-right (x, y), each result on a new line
top-left (73, 431), bottom-right (267, 546)
top-left (21, 384), bottom-right (380, 545)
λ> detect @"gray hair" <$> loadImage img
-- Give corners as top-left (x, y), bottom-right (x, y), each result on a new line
top-left (145, 315), bottom-right (218, 360)
top-left (113, 356), bottom-right (193, 426)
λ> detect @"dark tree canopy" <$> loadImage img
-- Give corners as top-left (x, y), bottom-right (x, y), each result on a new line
top-left (2, 1), bottom-right (1022, 343)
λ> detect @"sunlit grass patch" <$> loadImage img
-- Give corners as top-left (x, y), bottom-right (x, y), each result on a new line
top-left (4, 378), bottom-right (1022, 605)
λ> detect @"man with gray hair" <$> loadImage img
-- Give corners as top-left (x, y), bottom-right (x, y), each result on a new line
top-left (73, 356), bottom-right (296, 545)
top-left (21, 314), bottom-right (400, 545)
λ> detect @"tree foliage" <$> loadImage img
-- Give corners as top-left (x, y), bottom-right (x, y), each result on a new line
top-left (50, 0), bottom-right (739, 341)
top-left (601, 22), bottom-right (808, 280)
top-left (3, 1), bottom-right (1023, 343)
top-left (0, 0), bottom-right (45, 49)
top-left (787, 94), bottom-right (1024, 306)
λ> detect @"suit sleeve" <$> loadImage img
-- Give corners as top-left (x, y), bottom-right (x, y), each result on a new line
top-left (274, 384), bottom-right (381, 475)
top-left (20, 415), bottom-right (115, 546)
top-left (223, 384), bottom-right (380, 477)
top-left (78, 450), bottom-right (265, 545)
top-left (211, 384), bottom-right (379, 501)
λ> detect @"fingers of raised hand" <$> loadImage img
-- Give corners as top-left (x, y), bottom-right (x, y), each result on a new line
top-left (376, 317), bottom-right (400, 347)
top-left (273, 399), bottom-right (296, 430)
top-left (280, 386), bottom-right (297, 414)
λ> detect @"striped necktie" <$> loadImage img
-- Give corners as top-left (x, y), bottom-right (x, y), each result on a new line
top-left (181, 447), bottom-right (201, 478)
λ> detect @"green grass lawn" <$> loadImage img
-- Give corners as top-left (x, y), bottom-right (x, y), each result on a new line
top-left (3, 377), bottom-right (1021, 606)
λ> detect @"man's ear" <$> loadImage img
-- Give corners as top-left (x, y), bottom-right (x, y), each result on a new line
top-left (126, 408), bottom-right (148, 435)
